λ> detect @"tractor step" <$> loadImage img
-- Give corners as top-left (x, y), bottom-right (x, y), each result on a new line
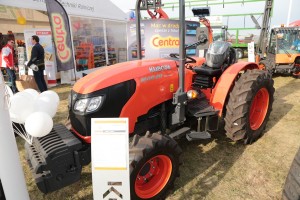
top-left (187, 93), bottom-right (218, 118)
top-left (186, 131), bottom-right (211, 141)
top-left (169, 127), bottom-right (191, 139)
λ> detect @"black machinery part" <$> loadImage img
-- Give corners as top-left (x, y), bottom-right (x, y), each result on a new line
top-left (25, 124), bottom-right (91, 194)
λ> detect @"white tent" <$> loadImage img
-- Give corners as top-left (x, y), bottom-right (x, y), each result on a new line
top-left (0, 0), bottom-right (127, 20)
top-left (0, 0), bottom-right (127, 34)
top-left (0, 6), bottom-right (49, 34)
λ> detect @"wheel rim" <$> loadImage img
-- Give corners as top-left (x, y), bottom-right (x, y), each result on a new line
top-left (237, 51), bottom-right (243, 59)
top-left (293, 71), bottom-right (300, 76)
top-left (249, 88), bottom-right (269, 130)
top-left (135, 155), bottom-right (172, 199)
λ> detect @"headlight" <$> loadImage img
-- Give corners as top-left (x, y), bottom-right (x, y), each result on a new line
top-left (73, 96), bottom-right (103, 113)
top-left (86, 96), bottom-right (103, 112)
top-left (74, 99), bottom-right (89, 112)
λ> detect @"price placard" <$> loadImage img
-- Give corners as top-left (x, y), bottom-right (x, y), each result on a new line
top-left (91, 118), bottom-right (130, 200)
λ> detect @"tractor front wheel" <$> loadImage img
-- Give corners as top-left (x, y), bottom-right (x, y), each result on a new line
top-left (224, 69), bottom-right (275, 144)
top-left (129, 132), bottom-right (182, 199)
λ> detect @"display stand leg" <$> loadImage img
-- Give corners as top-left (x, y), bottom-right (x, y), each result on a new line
top-left (0, 179), bottom-right (5, 200)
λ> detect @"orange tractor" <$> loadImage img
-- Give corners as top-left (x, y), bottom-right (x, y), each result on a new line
top-left (258, 24), bottom-right (300, 78)
top-left (25, 0), bottom-right (275, 199)
top-left (255, 0), bottom-right (300, 78)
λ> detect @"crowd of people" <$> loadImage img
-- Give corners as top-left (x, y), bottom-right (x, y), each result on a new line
top-left (0, 32), bottom-right (47, 93)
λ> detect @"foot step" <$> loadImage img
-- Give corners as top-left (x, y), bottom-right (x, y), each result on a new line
top-left (186, 131), bottom-right (211, 141)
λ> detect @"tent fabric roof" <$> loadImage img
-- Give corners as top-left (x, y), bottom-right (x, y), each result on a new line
top-left (0, 0), bottom-right (127, 21)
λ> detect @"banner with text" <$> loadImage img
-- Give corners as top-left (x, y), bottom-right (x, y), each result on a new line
top-left (127, 20), bottom-right (199, 60)
top-left (45, 0), bottom-right (75, 72)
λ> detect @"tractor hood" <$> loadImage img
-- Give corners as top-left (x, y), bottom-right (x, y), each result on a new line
top-left (73, 58), bottom-right (178, 94)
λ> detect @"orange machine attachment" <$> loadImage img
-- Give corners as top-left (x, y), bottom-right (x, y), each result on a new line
top-left (199, 17), bottom-right (213, 44)
top-left (147, 8), bottom-right (169, 19)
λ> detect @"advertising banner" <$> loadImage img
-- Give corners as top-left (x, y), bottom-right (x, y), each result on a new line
top-left (45, 0), bottom-right (75, 72)
top-left (24, 29), bottom-right (56, 84)
top-left (127, 20), bottom-right (199, 60)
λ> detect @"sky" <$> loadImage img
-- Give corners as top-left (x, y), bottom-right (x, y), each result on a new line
top-left (110, 0), bottom-right (300, 28)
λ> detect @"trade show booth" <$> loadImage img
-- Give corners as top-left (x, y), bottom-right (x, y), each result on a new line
top-left (0, 0), bottom-right (128, 83)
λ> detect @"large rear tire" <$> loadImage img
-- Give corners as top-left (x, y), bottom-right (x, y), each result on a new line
top-left (224, 69), bottom-right (274, 144)
top-left (283, 148), bottom-right (300, 200)
top-left (129, 132), bottom-right (182, 200)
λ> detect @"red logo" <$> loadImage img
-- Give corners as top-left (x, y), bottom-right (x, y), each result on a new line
top-left (36, 31), bottom-right (51, 35)
top-left (51, 13), bottom-right (71, 63)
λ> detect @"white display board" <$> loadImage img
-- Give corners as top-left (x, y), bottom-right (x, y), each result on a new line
top-left (24, 29), bottom-right (57, 86)
top-left (91, 118), bottom-right (130, 200)
top-left (248, 41), bottom-right (255, 62)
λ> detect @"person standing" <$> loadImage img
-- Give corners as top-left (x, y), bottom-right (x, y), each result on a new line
top-left (290, 34), bottom-right (300, 52)
top-left (1, 39), bottom-right (19, 93)
top-left (27, 35), bottom-right (47, 92)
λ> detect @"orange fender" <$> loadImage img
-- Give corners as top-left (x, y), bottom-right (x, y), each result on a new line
top-left (210, 62), bottom-right (259, 116)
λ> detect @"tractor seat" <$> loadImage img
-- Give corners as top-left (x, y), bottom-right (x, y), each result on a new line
top-left (193, 65), bottom-right (223, 77)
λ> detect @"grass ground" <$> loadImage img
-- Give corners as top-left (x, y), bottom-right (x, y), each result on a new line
top-left (16, 75), bottom-right (300, 200)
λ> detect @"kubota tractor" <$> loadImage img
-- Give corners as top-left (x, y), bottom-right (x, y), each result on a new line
top-left (25, 0), bottom-right (275, 199)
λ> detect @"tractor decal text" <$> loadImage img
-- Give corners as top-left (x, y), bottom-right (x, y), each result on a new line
top-left (149, 65), bottom-right (171, 72)
top-left (152, 35), bottom-right (179, 48)
top-left (51, 13), bottom-right (71, 63)
top-left (141, 74), bottom-right (163, 82)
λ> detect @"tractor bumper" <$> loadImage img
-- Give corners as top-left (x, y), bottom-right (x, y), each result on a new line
top-left (25, 124), bottom-right (91, 194)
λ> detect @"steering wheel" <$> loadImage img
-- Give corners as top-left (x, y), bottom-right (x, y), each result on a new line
top-left (169, 53), bottom-right (196, 64)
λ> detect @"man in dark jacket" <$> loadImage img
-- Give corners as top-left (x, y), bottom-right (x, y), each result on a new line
top-left (27, 35), bottom-right (48, 92)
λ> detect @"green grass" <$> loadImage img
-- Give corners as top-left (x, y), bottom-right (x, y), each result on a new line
top-left (16, 76), bottom-right (300, 200)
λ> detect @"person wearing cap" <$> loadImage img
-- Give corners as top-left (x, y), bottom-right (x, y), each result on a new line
top-left (1, 39), bottom-right (19, 93)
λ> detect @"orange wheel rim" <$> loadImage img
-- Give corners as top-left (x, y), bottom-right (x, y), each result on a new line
top-left (293, 71), bottom-right (300, 76)
top-left (249, 88), bottom-right (269, 130)
top-left (135, 155), bottom-right (172, 199)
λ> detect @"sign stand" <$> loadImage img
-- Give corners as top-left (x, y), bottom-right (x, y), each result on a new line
top-left (0, 72), bottom-right (30, 200)
top-left (91, 118), bottom-right (130, 200)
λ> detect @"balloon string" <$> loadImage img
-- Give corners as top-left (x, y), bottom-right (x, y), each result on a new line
top-left (12, 123), bottom-right (33, 145)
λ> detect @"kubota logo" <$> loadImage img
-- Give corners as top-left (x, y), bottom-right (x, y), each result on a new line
top-left (51, 13), bottom-right (71, 63)
top-left (151, 35), bottom-right (180, 48)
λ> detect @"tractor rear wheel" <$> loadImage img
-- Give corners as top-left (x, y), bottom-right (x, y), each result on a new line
top-left (259, 60), bottom-right (273, 74)
top-left (224, 69), bottom-right (274, 144)
top-left (129, 132), bottom-right (182, 199)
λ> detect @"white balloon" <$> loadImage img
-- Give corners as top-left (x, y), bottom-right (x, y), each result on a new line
top-left (23, 89), bottom-right (39, 100)
top-left (14, 91), bottom-right (33, 100)
top-left (33, 96), bottom-right (58, 117)
top-left (39, 90), bottom-right (60, 106)
top-left (9, 94), bottom-right (35, 123)
top-left (25, 112), bottom-right (53, 137)
top-left (4, 85), bottom-right (13, 98)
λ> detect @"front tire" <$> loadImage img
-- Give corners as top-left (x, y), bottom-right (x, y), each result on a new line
top-left (224, 69), bottom-right (275, 144)
top-left (129, 132), bottom-right (182, 199)
top-left (283, 147), bottom-right (300, 200)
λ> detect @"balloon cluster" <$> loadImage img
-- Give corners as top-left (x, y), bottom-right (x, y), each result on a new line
top-left (7, 87), bottom-right (59, 138)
